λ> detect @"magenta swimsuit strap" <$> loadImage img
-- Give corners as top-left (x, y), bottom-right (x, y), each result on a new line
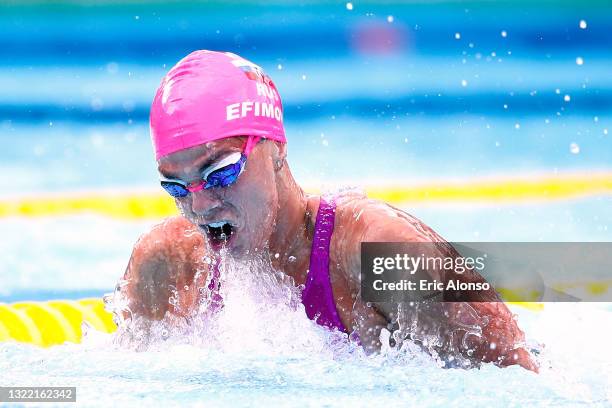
top-left (301, 196), bottom-right (347, 333)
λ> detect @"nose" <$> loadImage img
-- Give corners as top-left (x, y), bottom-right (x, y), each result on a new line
top-left (190, 189), bottom-right (223, 217)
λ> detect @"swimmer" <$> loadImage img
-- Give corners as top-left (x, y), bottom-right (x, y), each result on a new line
top-left (120, 50), bottom-right (538, 372)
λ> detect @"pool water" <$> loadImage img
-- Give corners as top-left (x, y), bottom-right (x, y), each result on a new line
top-left (1, 298), bottom-right (611, 406)
top-left (2, 2), bottom-right (612, 405)
top-left (1, 98), bottom-right (611, 408)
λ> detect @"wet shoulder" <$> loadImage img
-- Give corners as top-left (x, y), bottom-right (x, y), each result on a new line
top-left (330, 191), bottom-right (448, 281)
top-left (332, 191), bottom-right (447, 245)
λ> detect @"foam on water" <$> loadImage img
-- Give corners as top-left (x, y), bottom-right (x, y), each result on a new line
top-left (1, 215), bottom-right (611, 406)
top-left (1, 303), bottom-right (611, 406)
top-left (1, 201), bottom-right (611, 405)
top-left (106, 250), bottom-right (357, 359)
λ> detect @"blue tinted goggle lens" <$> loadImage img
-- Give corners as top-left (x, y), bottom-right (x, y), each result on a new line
top-left (204, 157), bottom-right (245, 189)
top-left (160, 181), bottom-right (189, 198)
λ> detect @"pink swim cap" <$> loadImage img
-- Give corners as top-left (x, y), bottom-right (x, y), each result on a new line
top-left (150, 50), bottom-right (287, 160)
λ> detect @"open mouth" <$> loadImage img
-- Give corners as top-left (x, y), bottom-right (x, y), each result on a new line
top-left (200, 221), bottom-right (236, 250)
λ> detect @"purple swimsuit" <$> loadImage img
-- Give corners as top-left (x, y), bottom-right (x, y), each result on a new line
top-left (301, 197), bottom-right (347, 333)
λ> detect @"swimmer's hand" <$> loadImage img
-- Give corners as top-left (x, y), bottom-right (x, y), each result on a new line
top-left (120, 216), bottom-right (209, 320)
top-left (463, 302), bottom-right (539, 373)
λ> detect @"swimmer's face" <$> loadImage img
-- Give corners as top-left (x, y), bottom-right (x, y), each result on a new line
top-left (157, 137), bottom-right (282, 258)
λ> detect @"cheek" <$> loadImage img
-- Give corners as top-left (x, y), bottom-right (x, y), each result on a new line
top-left (238, 181), bottom-right (277, 231)
top-left (232, 165), bottom-right (279, 238)
top-left (175, 197), bottom-right (195, 220)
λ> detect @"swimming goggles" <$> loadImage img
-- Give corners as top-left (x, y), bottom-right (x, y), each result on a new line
top-left (160, 136), bottom-right (260, 198)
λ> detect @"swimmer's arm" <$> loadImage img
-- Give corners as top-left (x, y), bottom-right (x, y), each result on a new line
top-left (351, 203), bottom-right (538, 372)
top-left (119, 216), bottom-right (210, 320)
top-left (433, 254), bottom-right (539, 372)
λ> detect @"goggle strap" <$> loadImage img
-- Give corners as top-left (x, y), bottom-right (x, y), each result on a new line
top-left (244, 135), bottom-right (261, 157)
top-left (187, 182), bottom-right (205, 193)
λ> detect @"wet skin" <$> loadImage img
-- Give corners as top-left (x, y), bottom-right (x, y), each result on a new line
top-left (122, 137), bottom-right (538, 372)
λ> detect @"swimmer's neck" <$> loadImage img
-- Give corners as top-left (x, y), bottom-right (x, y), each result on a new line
top-left (267, 163), bottom-right (317, 285)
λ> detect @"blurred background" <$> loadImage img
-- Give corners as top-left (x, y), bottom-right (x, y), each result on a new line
top-left (1, 0), bottom-right (611, 301)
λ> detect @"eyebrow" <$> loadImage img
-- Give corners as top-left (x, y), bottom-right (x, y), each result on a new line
top-left (158, 148), bottom-right (238, 180)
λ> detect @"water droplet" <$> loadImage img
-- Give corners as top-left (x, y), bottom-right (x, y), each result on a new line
top-left (90, 97), bottom-right (104, 111)
top-left (514, 123), bottom-right (520, 129)
top-left (301, 74), bottom-right (307, 80)
top-left (501, 30), bottom-right (507, 38)
top-left (184, 285), bottom-right (189, 290)
top-left (564, 94), bottom-right (571, 102)
top-left (387, 15), bottom-right (394, 23)
top-left (461, 79), bottom-right (468, 87)
top-left (106, 62), bottom-right (119, 74)
top-left (579, 19), bottom-right (587, 29)
top-left (489, 342), bottom-right (497, 350)
top-left (288, 256), bottom-right (296, 263)
top-left (346, 2), bottom-right (353, 11)
top-left (604, 129), bottom-right (608, 135)
top-left (570, 142), bottom-right (580, 154)
top-left (274, 253), bottom-right (280, 259)
top-left (576, 56), bottom-right (584, 66)
top-left (454, 32), bottom-right (461, 40)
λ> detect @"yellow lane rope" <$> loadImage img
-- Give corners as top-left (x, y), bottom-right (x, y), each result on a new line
top-left (12, 290), bottom-right (605, 347)
top-left (0, 193), bottom-right (176, 220)
top-left (0, 299), bottom-right (116, 347)
top-left (1, 173), bottom-right (611, 219)
top-left (368, 173), bottom-right (612, 204)
top-left (1, 290), bottom-right (610, 347)
top-left (0, 297), bottom-right (546, 347)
